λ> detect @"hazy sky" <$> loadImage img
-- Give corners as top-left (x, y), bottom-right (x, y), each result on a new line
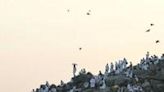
top-left (0, 0), bottom-right (164, 92)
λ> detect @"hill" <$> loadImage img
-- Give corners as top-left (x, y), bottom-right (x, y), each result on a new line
top-left (32, 53), bottom-right (164, 92)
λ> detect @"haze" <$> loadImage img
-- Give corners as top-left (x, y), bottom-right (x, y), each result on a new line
top-left (0, 0), bottom-right (164, 92)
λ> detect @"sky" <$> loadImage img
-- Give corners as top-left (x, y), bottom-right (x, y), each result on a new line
top-left (0, 0), bottom-right (164, 92)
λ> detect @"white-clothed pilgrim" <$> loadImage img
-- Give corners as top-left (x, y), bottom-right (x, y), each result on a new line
top-left (105, 63), bottom-right (109, 74)
top-left (50, 88), bottom-right (57, 92)
top-left (90, 77), bottom-right (96, 88)
top-left (72, 63), bottom-right (77, 77)
top-left (110, 62), bottom-right (114, 73)
top-left (127, 84), bottom-right (134, 92)
top-left (99, 79), bottom-right (106, 89)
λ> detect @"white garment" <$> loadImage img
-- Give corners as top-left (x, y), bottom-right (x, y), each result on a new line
top-left (123, 58), bottom-right (128, 69)
top-left (45, 86), bottom-right (49, 92)
top-left (73, 64), bottom-right (77, 77)
top-left (127, 84), bottom-right (134, 92)
top-left (146, 52), bottom-right (150, 60)
top-left (70, 86), bottom-right (76, 92)
top-left (110, 63), bottom-right (114, 73)
top-left (83, 82), bottom-right (89, 88)
top-left (135, 76), bottom-right (139, 82)
top-left (99, 80), bottom-right (106, 89)
top-left (143, 64), bottom-right (148, 70)
top-left (154, 60), bottom-right (159, 65)
top-left (50, 88), bottom-right (56, 92)
top-left (126, 69), bottom-right (133, 78)
top-left (69, 89), bottom-right (73, 92)
top-left (90, 78), bottom-right (96, 88)
top-left (138, 86), bottom-right (143, 91)
top-left (105, 64), bottom-right (109, 74)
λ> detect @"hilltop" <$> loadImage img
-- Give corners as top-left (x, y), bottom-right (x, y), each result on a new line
top-left (32, 53), bottom-right (164, 92)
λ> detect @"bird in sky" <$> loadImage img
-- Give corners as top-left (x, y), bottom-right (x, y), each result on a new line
top-left (150, 23), bottom-right (154, 26)
top-left (86, 10), bottom-right (91, 15)
top-left (79, 47), bottom-right (82, 50)
top-left (86, 12), bottom-right (90, 15)
top-left (156, 40), bottom-right (160, 43)
top-left (146, 29), bottom-right (150, 32)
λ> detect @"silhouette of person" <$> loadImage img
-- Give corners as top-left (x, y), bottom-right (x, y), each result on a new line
top-left (72, 63), bottom-right (77, 77)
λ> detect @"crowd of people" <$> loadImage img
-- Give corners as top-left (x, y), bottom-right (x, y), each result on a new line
top-left (32, 52), bottom-right (164, 92)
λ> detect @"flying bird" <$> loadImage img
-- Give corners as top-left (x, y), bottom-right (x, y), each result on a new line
top-left (86, 12), bottom-right (90, 15)
top-left (146, 29), bottom-right (150, 32)
top-left (150, 23), bottom-right (154, 26)
top-left (156, 40), bottom-right (160, 43)
top-left (86, 10), bottom-right (91, 15)
top-left (79, 47), bottom-right (82, 50)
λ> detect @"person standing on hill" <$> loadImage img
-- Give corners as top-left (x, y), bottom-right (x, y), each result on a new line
top-left (72, 63), bottom-right (77, 77)
top-left (105, 63), bottom-right (109, 74)
top-left (90, 77), bottom-right (96, 88)
top-left (110, 62), bottom-right (114, 73)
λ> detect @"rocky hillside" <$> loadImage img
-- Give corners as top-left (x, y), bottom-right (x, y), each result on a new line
top-left (32, 54), bottom-right (164, 92)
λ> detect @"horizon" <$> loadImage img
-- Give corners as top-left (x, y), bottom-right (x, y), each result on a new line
top-left (0, 0), bottom-right (164, 92)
